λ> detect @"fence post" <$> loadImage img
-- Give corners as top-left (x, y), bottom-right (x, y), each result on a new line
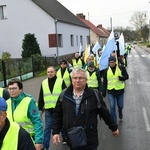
top-left (31, 56), bottom-right (35, 77)
top-left (2, 61), bottom-right (7, 87)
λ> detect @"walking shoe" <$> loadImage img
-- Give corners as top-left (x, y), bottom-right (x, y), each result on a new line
top-left (62, 138), bottom-right (67, 145)
top-left (119, 113), bottom-right (123, 120)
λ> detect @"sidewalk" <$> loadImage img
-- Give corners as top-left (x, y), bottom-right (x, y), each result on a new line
top-left (22, 45), bottom-right (150, 100)
top-left (23, 76), bottom-right (46, 101)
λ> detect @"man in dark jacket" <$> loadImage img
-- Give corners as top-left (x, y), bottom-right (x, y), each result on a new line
top-left (38, 66), bottom-right (67, 149)
top-left (86, 61), bottom-right (102, 93)
top-left (56, 60), bottom-right (72, 87)
top-left (103, 56), bottom-right (129, 124)
top-left (71, 52), bottom-right (85, 69)
top-left (52, 68), bottom-right (119, 150)
top-left (0, 97), bottom-right (36, 150)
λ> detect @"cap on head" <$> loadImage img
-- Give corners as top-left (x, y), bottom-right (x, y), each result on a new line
top-left (88, 61), bottom-right (94, 67)
top-left (108, 56), bottom-right (116, 62)
top-left (0, 97), bottom-right (7, 111)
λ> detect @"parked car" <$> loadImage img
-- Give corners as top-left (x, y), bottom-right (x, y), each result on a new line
top-left (133, 41), bottom-right (137, 44)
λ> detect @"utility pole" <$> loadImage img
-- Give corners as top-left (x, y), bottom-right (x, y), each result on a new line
top-left (110, 17), bottom-right (112, 30)
top-left (149, 19), bottom-right (150, 43)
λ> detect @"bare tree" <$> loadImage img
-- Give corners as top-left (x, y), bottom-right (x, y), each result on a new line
top-left (130, 11), bottom-right (147, 31)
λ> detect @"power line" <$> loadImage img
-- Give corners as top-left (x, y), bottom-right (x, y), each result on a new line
top-left (90, 6), bottom-right (150, 18)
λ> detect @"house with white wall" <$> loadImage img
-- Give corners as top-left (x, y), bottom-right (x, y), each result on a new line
top-left (0, 0), bottom-right (90, 58)
top-left (77, 13), bottom-right (109, 47)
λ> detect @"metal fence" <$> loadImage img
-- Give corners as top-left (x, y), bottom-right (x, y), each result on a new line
top-left (0, 53), bottom-right (73, 87)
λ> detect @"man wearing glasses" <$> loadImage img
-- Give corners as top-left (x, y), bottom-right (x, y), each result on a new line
top-left (52, 68), bottom-right (119, 150)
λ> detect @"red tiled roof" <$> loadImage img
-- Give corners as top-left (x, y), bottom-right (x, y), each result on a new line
top-left (78, 17), bottom-right (108, 38)
top-left (97, 24), bottom-right (110, 36)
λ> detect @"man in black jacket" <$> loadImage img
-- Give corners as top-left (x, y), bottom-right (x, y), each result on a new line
top-left (56, 60), bottom-right (72, 87)
top-left (52, 68), bottom-right (119, 150)
top-left (103, 56), bottom-right (129, 124)
top-left (38, 66), bottom-right (67, 149)
top-left (86, 61), bottom-right (102, 93)
top-left (0, 97), bottom-right (36, 150)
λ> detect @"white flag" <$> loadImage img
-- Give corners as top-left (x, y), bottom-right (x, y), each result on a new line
top-left (92, 41), bottom-right (101, 54)
top-left (118, 33), bottom-right (125, 55)
top-left (78, 43), bottom-right (82, 56)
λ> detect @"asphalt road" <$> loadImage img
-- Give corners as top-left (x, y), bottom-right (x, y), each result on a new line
top-left (23, 44), bottom-right (150, 150)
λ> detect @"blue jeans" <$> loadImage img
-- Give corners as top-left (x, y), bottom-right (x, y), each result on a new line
top-left (108, 93), bottom-right (124, 123)
top-left (43, 110), bottom-right (67, 149)
top-left (43, 110), bottom-right (53, 149)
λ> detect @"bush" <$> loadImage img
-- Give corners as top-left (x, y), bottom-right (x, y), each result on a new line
top-left (147, 44), bottom-right (150, 47)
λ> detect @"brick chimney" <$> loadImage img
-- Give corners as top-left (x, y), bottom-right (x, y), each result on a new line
top-left (97, 24), bottom-right (102, 28)
top-left (76, 13), bottom-right (85, 19)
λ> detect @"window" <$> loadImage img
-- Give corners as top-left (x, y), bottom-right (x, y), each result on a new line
top-left (80, 36), bottom-right (83, 45)
top-left (58, 34), bottom-right (62, 47)
top-left (70, 35), bottom-right (74, 46)
top-left (76, 35), bottom-right (78, 46)
top-left (48, 34), bottom-right (62, 47)
top-left (0, 5), bottom-right (7, 19)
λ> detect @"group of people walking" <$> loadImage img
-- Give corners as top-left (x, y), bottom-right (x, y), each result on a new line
top-left (0, 48), bottom-right (129, 150)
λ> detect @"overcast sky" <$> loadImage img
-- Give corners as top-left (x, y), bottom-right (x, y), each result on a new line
top-left (57, 0), bottom-right (150, 29)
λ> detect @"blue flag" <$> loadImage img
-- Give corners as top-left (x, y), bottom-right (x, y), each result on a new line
top-left (99, 30), bottom-right (116, 71)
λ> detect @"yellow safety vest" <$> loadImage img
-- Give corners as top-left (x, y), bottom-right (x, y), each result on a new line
top-left (57, 68), bottom-right (71, 87)
top-left (0, 88), bottom-right (4, 97)
top-left (87, 71), bottom-right (98, 88)
top-left (125, 48), bottom-right (128, 54)
top-left (6, 97), bottom-right (34, 136)
top-left (2, 121), bottom-right (19, 150)
top-left (42, 78), bottom-right (63, 109)
top-left (72, 58), bottom-right (82, 68)
top-left (107, 66), bottom-right (125, 90)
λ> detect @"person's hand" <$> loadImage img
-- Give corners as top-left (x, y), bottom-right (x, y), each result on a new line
top-left (52, 134), bottom-right (61, 146)
top-left (112, 129), bottom-right (119, 137)
top-left (35, 143), bottom-right (43, 150)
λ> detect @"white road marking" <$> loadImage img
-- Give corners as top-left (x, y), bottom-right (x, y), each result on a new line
top-left (141, 55), bottom-right (146, 57)
top-left (134, 55), bottom-right (139, 57)
top-left (128, 55), bottom-right (132, 58)
top-left (142, 106), bottom-right (150, 132)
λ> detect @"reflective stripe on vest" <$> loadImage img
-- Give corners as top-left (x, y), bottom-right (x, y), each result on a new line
top-left (2, 121), bottom-right (19, 150)
top-left (107, 66), bottom-right (125, 90)
top-left (42, 78), bottom-right (63, 109)
top-left (7, 97), bottom-right (34, 136)
top-left (57, 69), bottom-right (71, 87)
top-left (87, 71), bottom-right (98, 88)
top-left (72, 59), bottom-right (82, 68)
top-left (0, 88), bottom-right (4, 97)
